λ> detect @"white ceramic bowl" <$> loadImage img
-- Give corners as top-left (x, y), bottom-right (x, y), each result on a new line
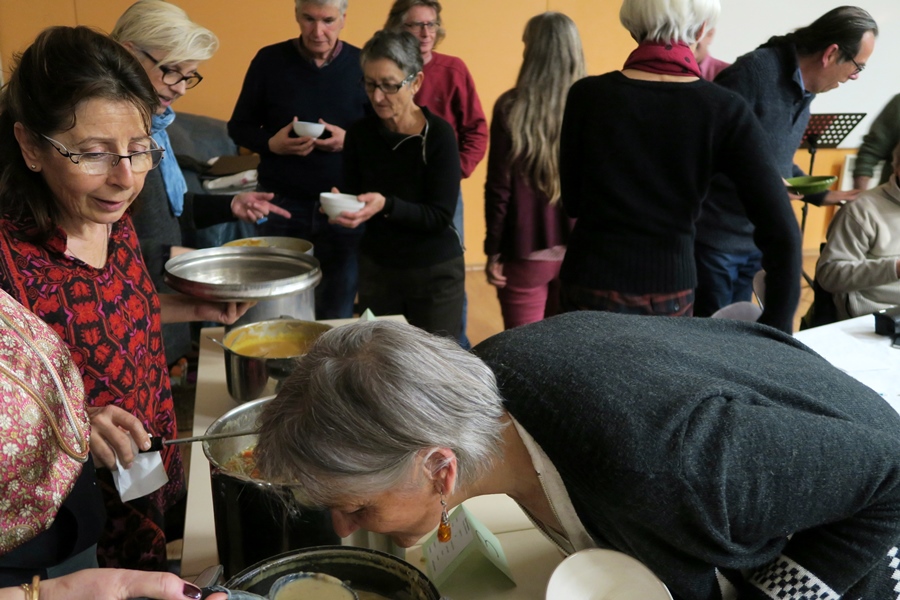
top-left (546, 549), bottom-right (672, 600)
top-left (293, 120), bottom-right (326, 139)
top-left (320, 192), bottom-right (364, 219)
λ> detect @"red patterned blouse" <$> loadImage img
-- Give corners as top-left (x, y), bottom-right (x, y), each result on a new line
top-left (0, 213), bottom-right (183, 570)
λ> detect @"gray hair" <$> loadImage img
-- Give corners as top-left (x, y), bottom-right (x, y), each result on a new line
top-left (383, 0), bottom-right (446, 48)
top-left (255, 321), bottom-right (507, 507)
top-left (360, 30), bottom-right (423, 78)
top-left (111, 0), bottom-right (218, 65)
top-left (619, 0), bottom-right (720, 45)
top-left (295, 0), bottom-right (348, 15)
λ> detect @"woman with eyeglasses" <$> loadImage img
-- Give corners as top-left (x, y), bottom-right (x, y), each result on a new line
top-left (111, 0), bottom-right (289, 366)
top-left (331, 30), bottom-right (463, 338)
top-left (384, 0), bottom-right (488, 348)
top-left (0, 25), bottom-right (250, 572)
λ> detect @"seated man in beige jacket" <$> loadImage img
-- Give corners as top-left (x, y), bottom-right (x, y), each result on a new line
top-left (817, 141), bottom-right (900, 320)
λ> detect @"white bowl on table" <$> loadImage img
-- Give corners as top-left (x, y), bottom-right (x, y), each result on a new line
top-left (546, 549), bottom-right (672, 600)
top-left (293, 120), bottom-right (326, 138)
top-left (319, 192), bottom-right (364, 219)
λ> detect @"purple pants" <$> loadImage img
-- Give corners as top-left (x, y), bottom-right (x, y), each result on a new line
top-left (496, 259), bottom-right (564, 330)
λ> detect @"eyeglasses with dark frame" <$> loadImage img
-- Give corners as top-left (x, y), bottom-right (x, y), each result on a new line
top-left (41, 134), bottom-right (165, 175)
top-left (403, 21), bottom-right (438, 33)
top-left (362, 73), bottom-right (416, 95)
top-left (137, 48), bottom-right (204, 89)
top-left (839, 47), bottom-right (866, 75)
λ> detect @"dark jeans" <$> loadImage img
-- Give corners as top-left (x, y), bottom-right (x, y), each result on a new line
top-left (357, 254), bottom-right (465, 339)
top-left (694, 243), bottom-right (762, 317)
top-left (259, 193), bottom-right (363, 319)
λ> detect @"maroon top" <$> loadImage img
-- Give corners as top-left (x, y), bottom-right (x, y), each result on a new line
top-left (415, 52), bottom-right (488, 179)
top-left (484, 89), bottom-right (575, 260)
top-left (0, 213), bottom-right (183, 570)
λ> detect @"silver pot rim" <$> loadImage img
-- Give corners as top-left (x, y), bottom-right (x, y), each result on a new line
top-left (164, 246), bottom-right (322, 302)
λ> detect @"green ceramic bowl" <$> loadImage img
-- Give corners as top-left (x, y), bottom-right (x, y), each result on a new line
top-left (785, 175), bottom-right (837, 195)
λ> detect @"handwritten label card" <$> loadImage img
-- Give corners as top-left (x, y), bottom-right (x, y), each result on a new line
top-left (423, 505), bottom-right (515, 589)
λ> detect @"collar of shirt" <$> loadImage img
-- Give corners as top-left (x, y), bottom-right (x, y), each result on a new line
top-left (296, 37), bottom-right (343, 67)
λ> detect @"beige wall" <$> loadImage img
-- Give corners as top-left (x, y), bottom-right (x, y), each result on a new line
top-left (0, 0), bottom-right (833, 260)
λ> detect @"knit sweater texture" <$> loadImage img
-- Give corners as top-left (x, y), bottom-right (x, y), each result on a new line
top-left (853, 93), bottom-right (900, 186)
top-left (227, 39), bottom-right (369, 199)
top-left (415, 52), bottom-right (487, 178)
top-left (695, 43), bottom-right (819, 253)
top-left (342, 107), bottom-right (461, 268)
top-left (816, 176), bottom-right (900, 319)
top-left (559, 71), bottom-right (801, 332)
top-left (474, 311), bottom-right (900, 600)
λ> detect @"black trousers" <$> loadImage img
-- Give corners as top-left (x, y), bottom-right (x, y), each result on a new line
top-left (357, 254), bottom-right (465, 340)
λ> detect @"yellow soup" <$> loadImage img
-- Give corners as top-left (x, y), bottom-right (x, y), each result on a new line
top-left (228, 336), bottom-right (313, 358)
top-left (273, 576), bottom-right (356, 600)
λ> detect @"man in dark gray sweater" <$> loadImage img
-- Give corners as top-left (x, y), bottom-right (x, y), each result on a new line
top-left (694, 7), bottom-right (876, 317)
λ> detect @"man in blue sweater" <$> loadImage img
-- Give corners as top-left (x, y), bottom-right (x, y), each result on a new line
top-left (228, 0), bottom-right (370, 319)
top-left (694, 7), bottom-right (876, 317)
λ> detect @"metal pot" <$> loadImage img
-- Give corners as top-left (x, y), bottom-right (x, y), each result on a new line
top-left (225, 546), bottom-right (441, 600)
top-left (220, 318), bottom-right (332, 403)
top-left (204, 398), bottom-right (341, 579)
top-left (220, 238), bottom-right (317, 329)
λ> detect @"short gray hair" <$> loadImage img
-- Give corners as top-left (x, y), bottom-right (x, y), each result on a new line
top-left (111, 0), bottom-right (218, 64)
top-left (360, 30), bottom-right (423, 78)
top-left (255, 321), bottom-right (507, 507)
top-left (295, 0), bottom-right (348, 15)
top-left (619, 0), bottom-right (720, 45)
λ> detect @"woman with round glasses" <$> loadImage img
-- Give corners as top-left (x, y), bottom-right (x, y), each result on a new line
top-left (332, 30), bottom-right (464, 338)
top-left (384, 0), bottom-right (488, 348)
top-left (111, 0), bottom-right (289, 366)
top-left (0, 25), bottom-right (250, 572)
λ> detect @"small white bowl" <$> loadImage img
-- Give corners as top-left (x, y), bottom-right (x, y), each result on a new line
top-left (320, 192), bottom-right (364, 219)
top-left (546, 549), bottom-right (672, 600)
top-left (293, 120), bottom-right (326, 139)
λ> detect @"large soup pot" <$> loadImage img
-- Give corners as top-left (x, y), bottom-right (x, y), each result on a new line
top-left (163, 245), bottom-right (321, 330)
top-left (222, 237), bottom-right (316, 328)
top-left (221, 318), bottom-right (332, 403)
top-left (204, 397), bottom-right (341, 579)
top-left (226, 547), bottom-right (440, 600)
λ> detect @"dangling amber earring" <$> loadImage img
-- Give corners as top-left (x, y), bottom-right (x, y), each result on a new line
top-left (437, 491), bottom-right (451, 543)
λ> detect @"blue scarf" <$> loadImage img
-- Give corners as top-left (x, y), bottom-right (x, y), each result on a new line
top-left (151, 107), bottom-right (187, 217)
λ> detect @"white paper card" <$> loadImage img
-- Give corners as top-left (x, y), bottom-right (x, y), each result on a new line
top-left (111, 436), bottom-right (169, 503)
top-left (424, 505), bottom-right (515, 588)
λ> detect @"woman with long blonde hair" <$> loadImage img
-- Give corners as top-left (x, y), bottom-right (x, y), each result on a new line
top-left (484, 12), bottom-right (585, 329)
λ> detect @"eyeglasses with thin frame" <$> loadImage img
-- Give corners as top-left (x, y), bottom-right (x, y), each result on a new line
top-left (41, 134), bottom-right (165, 175)
top-left (137, 48), bottom-right (204, 89)
top-left (840, 48), bottom-right (865, 75)
top-left (362, 73), bottom-right (416, 95)
top-left (403, 20), bottom-right (438, 33)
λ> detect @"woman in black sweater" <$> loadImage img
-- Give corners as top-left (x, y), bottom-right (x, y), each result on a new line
top-left (559, 0), bottom-right (801, 333)
top-left (333, 30), bottom-right (463, 338)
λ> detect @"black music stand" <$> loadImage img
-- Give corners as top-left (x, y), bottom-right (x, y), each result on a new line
top-left (797, 113), bottom-right (865, 285)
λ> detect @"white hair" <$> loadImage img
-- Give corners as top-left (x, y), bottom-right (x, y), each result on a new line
top-left (619, 0), bottom-right (720, 45)
top-left (295, 0), bottom-right (348, 15)
top-left (111, 0), bottom-right (218, 64)
top-left (255, 320), bottom-right (507, 507)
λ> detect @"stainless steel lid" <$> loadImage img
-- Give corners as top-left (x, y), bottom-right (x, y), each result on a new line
top-left (164, 246), bottom-right (321, 302)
